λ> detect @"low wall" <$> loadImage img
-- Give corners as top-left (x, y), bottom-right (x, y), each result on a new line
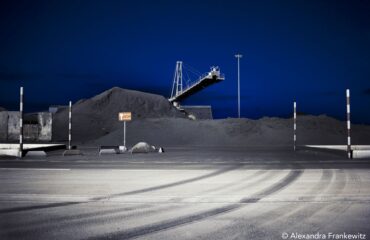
top-left (7, 112), bottom-right (20, 141)
top-left (0, 111), bottom-right (52, 142)
top-left (38, 112), bottom-right (52, 141)
top-left (24, 124), bottom-right (39, 141)
top-left (0, 112), bottom-right (8, 141)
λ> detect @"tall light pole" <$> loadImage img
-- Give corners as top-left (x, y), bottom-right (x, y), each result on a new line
top-left (235, 54), bottom-right (242, 118)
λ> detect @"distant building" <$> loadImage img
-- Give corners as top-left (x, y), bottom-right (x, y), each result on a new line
top-left (181, 105), bottom-right (213, 120)
top-left (49, 105), bottom-right (68, 114)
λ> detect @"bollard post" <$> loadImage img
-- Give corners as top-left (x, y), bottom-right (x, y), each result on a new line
top-left (19, 87), bottom-right (24, 158)
top-left (68, 101), bottom-right (72, 150)
top-left (294, 101), bottom-right (297, 151)
top-left (346, 89), bottom-right (351, 159)
top-left (63, 101), bottom-right (82, 156)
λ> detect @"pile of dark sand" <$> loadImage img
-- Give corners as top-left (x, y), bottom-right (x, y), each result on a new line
top-left (52, 87), bottom-right (370, 147)
top-left (52, 87), bottom-right (185, 141)
top-left (92, 115), bottom-right (370, 147)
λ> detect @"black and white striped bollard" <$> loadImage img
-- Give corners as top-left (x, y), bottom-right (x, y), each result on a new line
top-left (68, 101), bottom-right (72, 150)
top-left (19, 87), bottom-right (24, 158)
top-left (63, 101), bottom-right (82, 156)
top-left (294, 101), bottom-right (297, 151)
top-left (346, 89), bottom-right (351, 159)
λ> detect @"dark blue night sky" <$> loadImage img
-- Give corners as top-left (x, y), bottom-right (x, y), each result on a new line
top-left (0, 0), bottom-right (369, 122)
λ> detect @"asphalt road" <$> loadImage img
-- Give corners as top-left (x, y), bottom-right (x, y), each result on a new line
top-left (0, 147), bottom-right (369, 240)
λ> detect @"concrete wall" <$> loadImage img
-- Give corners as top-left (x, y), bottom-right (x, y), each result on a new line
top-left (38, 112), bottom-right (52, 141)
top-left (0, 111), bottom-right (52, 142)
top-left (24, 124), bottom-right (38, 141)
top-left (0, 112), bottom-right (8, 141)
top-left (7, 112), bottom-right (20, 141)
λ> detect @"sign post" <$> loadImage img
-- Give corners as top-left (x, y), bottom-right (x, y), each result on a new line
top-left (118, 112), bottom-right (132, 152)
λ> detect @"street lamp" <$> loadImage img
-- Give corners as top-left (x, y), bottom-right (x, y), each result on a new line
top-left (235, 54), bottom-right (242, 118)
